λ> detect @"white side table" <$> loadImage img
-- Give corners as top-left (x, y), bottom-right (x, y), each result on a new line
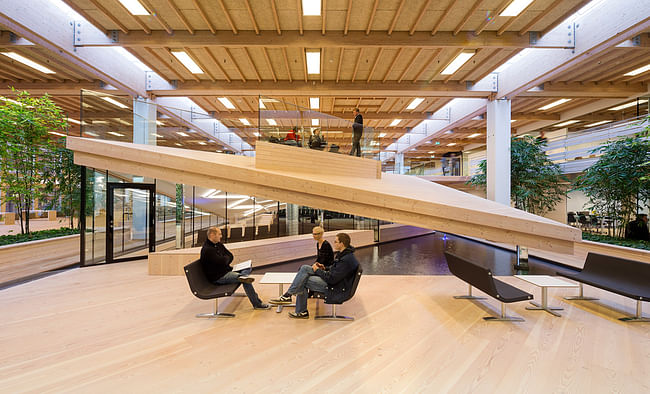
top-left (260, 272), bottom-right (297, 313)
top-left (514, 275), bottom-right (578, 317)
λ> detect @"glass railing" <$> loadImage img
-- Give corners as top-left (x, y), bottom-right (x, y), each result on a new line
top-left (258, 95), bottom-right (382, 159)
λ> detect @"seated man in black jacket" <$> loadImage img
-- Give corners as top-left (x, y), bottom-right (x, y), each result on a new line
top-left (200, 227), bottom-right (270, 310)
top-left (625, 214), bottom-right (650, 241)
top-left (269, 232), bottom-right (359, 319)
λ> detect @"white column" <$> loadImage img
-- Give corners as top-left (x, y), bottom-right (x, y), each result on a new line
top-left (395, 153), bottom-right (405, 174)
top-left (133, 98), bottom-right (157, 146)
top-left (486, 99), bottom-right (511, 205)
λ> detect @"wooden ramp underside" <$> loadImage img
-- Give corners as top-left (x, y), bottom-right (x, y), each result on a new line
top-left (67, 138), bottom-right (580, 254)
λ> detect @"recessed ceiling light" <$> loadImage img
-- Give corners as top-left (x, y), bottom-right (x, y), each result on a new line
top-left (177, 131), bottom-right (189, 137)
top-left (108, 131), bottom-right (125, 137)
top-left (152, 133), bottom-right (164, 138)
top-left (156, 120), bottom-right (165, 126)
top-left (258, 99), bottom-right (266, 109)
top-left (306, 50), bottom-right (320, 74)
top-left (118, 0), bottom-right (149, 15)
top-left (1, 52), bottom-right (55, 74)
top-left (312, 119), bottom-right (319, 126)
top-left (267, 119), bottom-right (277, 126)
top-left (175, 143), bottom-right (182, 146)
top-left (310, 97), bottom-right (319, 109)
top-left (84, 131), bottom-right (99, 137)
top-left (583, 120), bottom-right (613, 128)
top-left (253, 132), bottom-right (260, 137)
top-left (198, 141), bottom-right (207, 145)
top-left (390, 119), bottom-right (401, 127)
top-left (302, 0), bottom-right (321, 16)
top-left (239, 118), bottom-right (251, 126)
top-left (379, 133), bottom-right (386, 137)
top-left (511, 119), bottom-right (517, 123)
top-left (624, 64), bottom-right (650, 76)
top-left (499, 0), bottom-right (534, 17)
top-left (554, 120), bottom-right (580, 127)
top-left (218, 97), bottom-right (235, 109)
top-left (538, 98), bottom-right (571, 111)
top-left (441, 51), bottom-right (475, 75)
top-left (428, 151), bottom-right (435, 154)
top-left (447, 142), bottom-right (457, 146)
top-left (406, 98), bottom-right (424, 110)
top-left (608, 99), bottom-right (648, 111)
top-left (102, 96), bottom-right (128, 109)
top-left (468, 133), bottom-right (482, 138)
top-left (171, 51), bottom-right (203, 74)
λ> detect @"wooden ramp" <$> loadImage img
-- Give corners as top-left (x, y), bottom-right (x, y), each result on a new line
top-left (67, 138), bottom-right (580, 254)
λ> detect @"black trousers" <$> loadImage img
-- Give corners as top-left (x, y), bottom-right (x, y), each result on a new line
top-left (350, 131), bottom-right (362, 157)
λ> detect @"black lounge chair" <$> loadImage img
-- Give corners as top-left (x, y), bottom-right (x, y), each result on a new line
top-left (184, 259), bottom-right (241, 318)
top-left (311, 266), bottom-right (363, 321)
top-left (558, 252), bottom-right (650, 322)
top-left (444, 252), bottom-right (533, 322)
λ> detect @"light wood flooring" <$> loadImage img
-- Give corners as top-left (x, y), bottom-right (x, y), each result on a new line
top-left (1, 261), bottom-right (649, 393)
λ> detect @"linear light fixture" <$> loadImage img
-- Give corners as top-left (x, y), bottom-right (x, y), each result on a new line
top-left (102, 96), bottom-right (128, 109)
top-left (447, 142), bottom-right (457, 146)
top-left (83, 131), bottom-right (99, 137)
top-left (67, 118), bottom-right (81, 125)
top-left (2, 52), bottom-right (55, 74)
top-left (312, 119), bottom-right (319, 126)
top-left (108, 131), bottom-right (125, 137)
top-left (440, 51), bottom-right (475, 75)
top-left (239, 118), bottom-right (251, 125)
top-left (379, 133), bottom-right (386, 137)
top-left (171, 51), bottom-right (203, 74)
top-left (584, 120), bottom-right (613, 128)
top-left (302, 0), bottom-right (321, 16)
top-left (310, 97), bottom-right (319, 109)
top-left (406, 98), bottom-right (424, 110)
top-left (156, 120), bottom-right (165, 126)
top-left (538, 98), bottom-right (571, 111)
top-left (468, 133), bottom-right (482, 138)
top-left (152, 133), bottom-right (164, 138)
top-left (198, 141), bottom-right (207, 145)
top-left (48, 131), bottom-right (66, 137)
top-left (608, 99), bottom-right (648, 111)
top-left (253, 132), bottom-right (260, 137)
top-left (554, 120), bottom-right (580, 128)
top-left (428, 151), bottom-right (435, 154)
top-left (306, 50), bottom-right (321, 74)
top-left (500, 0), bottom-right (534, 17)
top-left (258, 99), bottom-right (266, 109)
top-left (175, 143), bottom-right (182, 146)
top-left (623, 64), bottom-right (650, 76)
top-left (218, 97), bottom-right (235, 109)
top-left (390, 119), bottom-right (401, 127)
top-left (511, 119), bottom-right (517, 123)
top-left (267, 119), bottom-right (277, 126)
top-left (177, 131), bottom-right (189, 137)
top-left (118, 0), bottom-right (149, 15)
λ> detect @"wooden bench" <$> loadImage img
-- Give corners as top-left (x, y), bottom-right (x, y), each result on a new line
top-left (557, 252), bottom-right (650, 322)
top-left (444, 252), bottom-right (533, 322)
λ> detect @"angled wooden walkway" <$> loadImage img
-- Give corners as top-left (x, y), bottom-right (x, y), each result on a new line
top-left (67, 138), bottom-right (580, 253)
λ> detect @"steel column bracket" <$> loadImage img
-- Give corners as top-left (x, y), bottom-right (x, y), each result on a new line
top-left (73, 20), bottom-right (116, 47)
top-left (467, 73), bottom-right (497, 92)
top-left (529, 24), bottom-right (576, 49)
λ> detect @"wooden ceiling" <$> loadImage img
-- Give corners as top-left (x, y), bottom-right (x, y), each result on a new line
top-left (0, 0), bottom-right (649, 160)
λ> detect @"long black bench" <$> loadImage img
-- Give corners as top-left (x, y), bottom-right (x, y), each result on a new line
top-left (444, 252), bottom-right (533, 322)
top-left (184, 259), bottom-right (241, 318)
top-left (557, 252), bottom-right (650, 322)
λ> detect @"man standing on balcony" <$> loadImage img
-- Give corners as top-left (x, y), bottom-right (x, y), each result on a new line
top-left (349, 108), bottom-right (363, 157)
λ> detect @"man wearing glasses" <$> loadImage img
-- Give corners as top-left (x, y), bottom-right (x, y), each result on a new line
top-left (269, 232), bottom-right (359, 319)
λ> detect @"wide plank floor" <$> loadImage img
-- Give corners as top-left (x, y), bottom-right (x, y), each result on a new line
top-left (0, 261), bottom-right (648, 393)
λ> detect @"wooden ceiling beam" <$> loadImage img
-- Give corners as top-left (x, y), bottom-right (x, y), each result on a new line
top-left (344, 0), bottom-right (353, 36)
top-left (474, 0), bottom-right (510, 35)
top-left (139, 0), bottom-right (173, 34)
top-left (398, 48), bottom-right (423, 83)
top-left (366, 48), bottom-right (384, 82)
top-left (96, 30), bottom-right (547, 49)
top-left (432, 0), bottom-right (458, 36)
top-left (282, 47), bottom-right (292, 82)
top-left (203, 47), bottom-right (231, 82)
top-left (453, 0), bottom-right (485, 36)
top-left (146, 47), bottom-right (185, 83)
top-left (186, 47), bottom-right (215, 82)
top-left (244, 0), bottom-right (260, 35)
top-left (242, 47), bottom-right (261, 82)
top-left (149, 80), bottom-right (491, 97)
top-left (190, 0), bottom-right (215, 34)
top-left (86, 0), bottom-right (129, 34)
top-left (165, 48), bottom-right (199, 82)
top-left (262, 48), bottom-right (277, 82)
top-left (166, 0), bottom-right (194, 35)
top-left (518, 0), bottom-right (563, 36)
top-left (351, 48), bottom-right (363, 83)
top-left (409, 0), bottom-right (433, 35)
top-left (217, 0), bottom-right (238, 35)
top-left (270, 0), bottom-right (281, 35)
top-left (322, 0), bottom-right (327, 36)
top-left (388, 0), bottom-right (406, 36)
top-left (366, 0), bottom-right (379, 35)
top-left (223, 48), bottom-right (246, 82)
top-left (113, 0), bottom-right (151, 34)
top-left (383, 48), bottom-right (404, 83)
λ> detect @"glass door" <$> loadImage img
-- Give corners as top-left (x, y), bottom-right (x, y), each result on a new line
top-left (106, 183), bottom-right (156, 263)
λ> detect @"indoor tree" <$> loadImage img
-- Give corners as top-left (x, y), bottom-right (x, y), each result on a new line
top-left (0, 90), bottom-right (67, 234)
top-left (43, 141), bottom-right (81, 229)
top-left (468, 135), bottom-right (567, 216)
top-left (574, 136), bottom-right (650, 237)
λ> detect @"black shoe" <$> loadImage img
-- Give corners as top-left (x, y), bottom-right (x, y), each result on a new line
top-left (288, 311), bottom-right (309, 319)
top-left (269, 295), bottom-right (292, 305)
top-left (238, 276), bottom-right (254, 284)
top-left (254, 303), bottom-right (271, 310)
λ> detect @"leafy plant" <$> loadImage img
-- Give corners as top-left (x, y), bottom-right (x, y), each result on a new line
top-left (574, 136), bottom-right (650, 237)
top-left (0, 90), bottom-right (67, 234)
top-left (468, 136), bottom-right (567, 215)
top-left (581, 231), bottom-right (650, 251)
top-left (0, 227), bottom-right (79, 246)
top-left (43, 141), bottom-right (81, 229)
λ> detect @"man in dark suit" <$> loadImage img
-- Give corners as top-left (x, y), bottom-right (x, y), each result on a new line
top-left (349, 108), bottom-right (363, 157)
top-left (200, 227), bottom-right (270, 310)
